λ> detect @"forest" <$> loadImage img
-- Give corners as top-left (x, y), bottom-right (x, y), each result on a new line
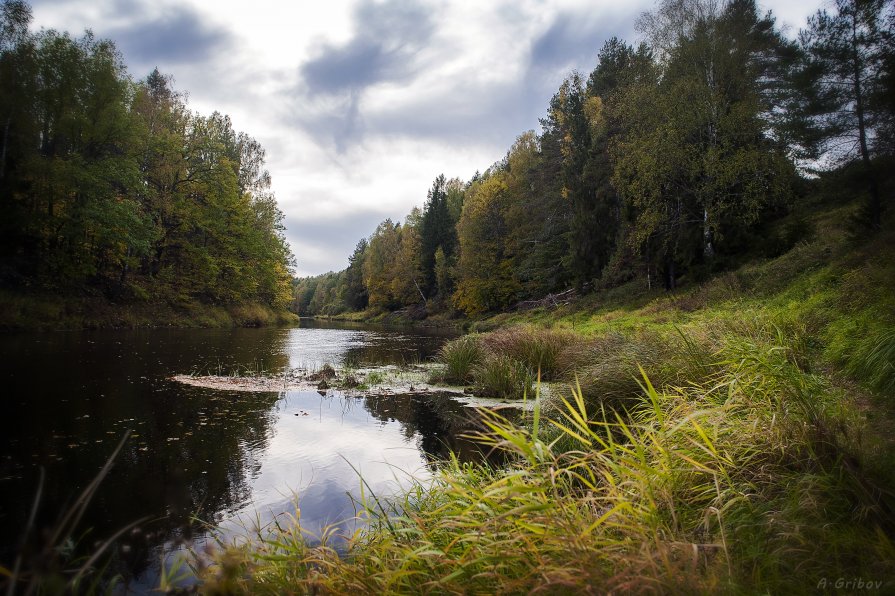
top-left (0, 1), bottom-right (294, 324)
top-left (293, 0), bottom-right (894, 319)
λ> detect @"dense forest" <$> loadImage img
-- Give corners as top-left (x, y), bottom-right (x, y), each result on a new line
top-left (293, 0), bottom-right (894, 318)
top-left (0, 1), bottom-right (294, 318)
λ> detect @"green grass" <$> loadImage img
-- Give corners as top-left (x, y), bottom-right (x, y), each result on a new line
top-left (366, 371), bottom-right (386, 385)
top-left (191, 198), bottom-right (895, 593)
top-left (471, 353), bottom-right (533, 399)
top-left (434, 334), bottom-right (485, 384)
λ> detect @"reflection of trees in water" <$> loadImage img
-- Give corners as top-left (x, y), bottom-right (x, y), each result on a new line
top-left (341, 335), bottom-right (448, 367)
top-left (360, 393), bottom-right (502, 468)
top-left (0, 325), bottom-right (468, 587)
top-left (300, 318), bottom-right (457, 368)
top-left (108, 387), bottom-right (284, 580)
top-left (0, 329), bottom-right (289, 584)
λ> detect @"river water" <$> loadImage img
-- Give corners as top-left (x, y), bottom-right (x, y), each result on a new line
top-left (0, 321), bottom-right (495, 592)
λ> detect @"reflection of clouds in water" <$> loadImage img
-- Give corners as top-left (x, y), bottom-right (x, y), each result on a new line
top-left (213, 390), bottom-right (432, 543)
top-left (284, 328), bottom-right (369, 368)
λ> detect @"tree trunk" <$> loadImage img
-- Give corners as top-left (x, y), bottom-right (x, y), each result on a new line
top-left (703, 207), bottom-right (714, 260)
top-left (664, 255), bottom-right (676, 291)
top-left (851, 12), bottom-right (882, 228)
top-left (0, 116), bottom-right (9, 179)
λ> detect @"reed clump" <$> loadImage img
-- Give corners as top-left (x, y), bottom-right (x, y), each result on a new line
top-left (435, 334), bottom-right (484, 384)
top-left (479, 325), bottom-right (577, 381)
top-left (471, 353), bottom-right (533, 399)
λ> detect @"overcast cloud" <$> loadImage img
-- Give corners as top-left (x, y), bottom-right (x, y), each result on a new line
top-left (28, 0), bottom-right (824, 276)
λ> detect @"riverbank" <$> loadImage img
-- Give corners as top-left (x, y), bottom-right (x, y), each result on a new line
top-left (192, 196), bottom-right (895, 593)
top-left (320, 306), bottom-right (466, 330)
top-left (0, 290), bottom-right (298, 331)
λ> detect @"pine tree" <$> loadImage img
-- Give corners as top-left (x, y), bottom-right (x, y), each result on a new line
top-left (798, 0), bottom-right (894, 227)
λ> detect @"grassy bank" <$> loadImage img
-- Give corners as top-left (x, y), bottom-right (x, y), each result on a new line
top-left (0, 290), bottom-right (298, 331)
top-left (322, 306), bottom-right (462, 329)
top-left (194, 199), bottom-right (895, 593)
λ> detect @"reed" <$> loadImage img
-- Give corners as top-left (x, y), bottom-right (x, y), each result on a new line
top-left (480, 325), bottom-right (576, 381)
top-left (436, 335), bottom-right (484, 384)
top-left (471, 353), bottom-right (533, 399)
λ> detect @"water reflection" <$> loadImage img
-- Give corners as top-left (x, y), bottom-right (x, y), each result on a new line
top-left (0, 322), bottom-right (500, 593)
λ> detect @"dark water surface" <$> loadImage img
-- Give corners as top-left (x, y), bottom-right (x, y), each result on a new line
top-left (0, 321), bottom-right (491, 592)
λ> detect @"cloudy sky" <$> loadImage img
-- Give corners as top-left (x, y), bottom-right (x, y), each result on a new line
top-left (29, 0), bottom-right (825, 276)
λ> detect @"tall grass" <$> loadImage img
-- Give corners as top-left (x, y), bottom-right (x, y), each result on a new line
top-left (1, 434), bottom-right (145, 595)
top-left (195, 333), bottom-right (894, 594)
top-left (480, 325), bottom-right (576, 381)
top-left (472, 354), bottom-right (533, 399)
top-left (436, 335), bottom-right (484, 384)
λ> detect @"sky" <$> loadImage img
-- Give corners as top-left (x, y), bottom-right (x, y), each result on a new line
top-left (28, 0), bottom-right (826, 277)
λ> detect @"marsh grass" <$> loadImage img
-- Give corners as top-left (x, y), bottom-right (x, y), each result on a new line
top-left (366, 370), bottom-right (385, 385)
top-left (480, 325), bottom-right (576, 381)
top-left (472, 353), bottom-right (533, 399)
top-left (435, 334), bottom-right (484, 384)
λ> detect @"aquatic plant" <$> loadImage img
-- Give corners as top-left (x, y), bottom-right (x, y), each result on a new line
top-left (481, 325), bottom-right (576, 381)
top-left (472, 353), bottom-right (533, 399)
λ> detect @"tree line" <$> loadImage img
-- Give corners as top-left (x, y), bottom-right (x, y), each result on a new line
top-left (293, 0), bottom-right (894, 317)
top-left (0, 1), bottom-right (294, 309)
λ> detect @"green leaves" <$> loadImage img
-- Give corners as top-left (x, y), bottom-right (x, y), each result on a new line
top-left (0, 18), bottom-right (294, 307)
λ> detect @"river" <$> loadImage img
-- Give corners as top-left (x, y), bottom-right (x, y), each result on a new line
top-left (0, 321), bottom-right (498, 592)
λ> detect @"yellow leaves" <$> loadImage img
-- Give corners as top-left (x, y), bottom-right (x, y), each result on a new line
top-left (584, 95), bottom-right (605, 134)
